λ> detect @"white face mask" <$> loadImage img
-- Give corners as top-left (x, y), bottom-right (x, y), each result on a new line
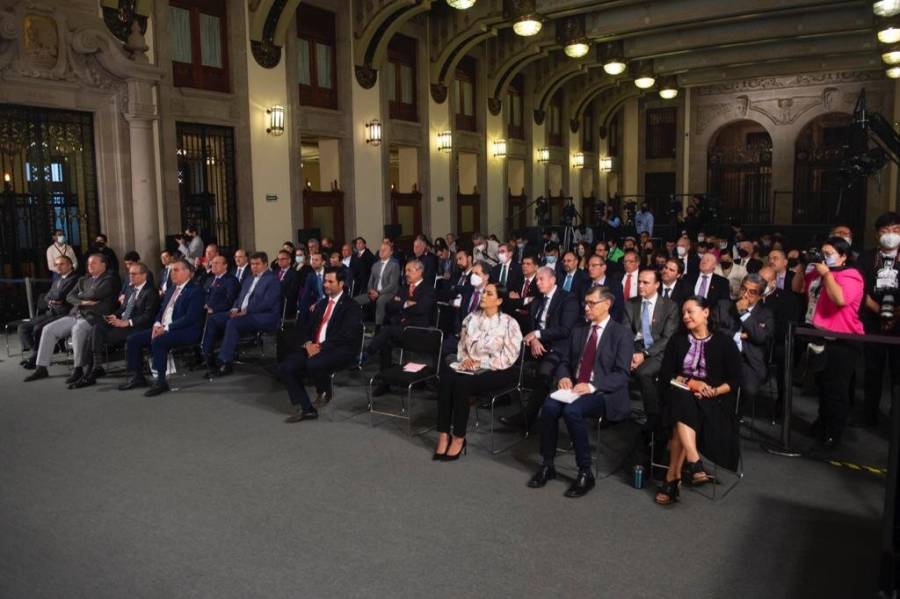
top-left (295, 255), bottom-right (305, 265)
top-left (469, 273), bottom-right (483, 288)
top-left (838, 235), bottom-right (852, 246)
top-left (56, 235), bottom-right (65, 244)
top-left (880, 233), bottom-right (900, 250)
top-left (676, 246), bottom-right (687, 257)
top-left (825, 254), bottom-right (840, 268)
top-left (719, 241), bottom-right (728, 249)
top-left (545, 256), bottom-right (557, 266)
top-left (697, 235), bottom-right (705, 243)
top-left (497, 251), bottom-right (510, 264)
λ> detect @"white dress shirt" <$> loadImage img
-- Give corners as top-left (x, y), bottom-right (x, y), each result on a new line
top-left (159, 282), bottom-right (187, 329)
top-left (622, 269), bottom-right (639, 298)
top-left (240, 274), bottom-right (262, 311)
top-left (693, 273), bottom-right (712, 297)
top-left (535, 286), bottom-right (557, 338)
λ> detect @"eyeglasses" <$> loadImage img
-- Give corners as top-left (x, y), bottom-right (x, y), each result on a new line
top-left (585, 299), bottom-right (609, 307)
top-left (739, 286), bottom-right (761, 296)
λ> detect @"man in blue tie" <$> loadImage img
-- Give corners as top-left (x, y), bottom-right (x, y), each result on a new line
top-left (559, 251), bottom-right (588, 298)
top-left (201, 252), bottom-right (282, 377)
top-left (297, 252), bottom-right (327, 325)
top-left (622, 268), bottom-right (679, 432)
top-left (204, 255), bottom-right (240, 315)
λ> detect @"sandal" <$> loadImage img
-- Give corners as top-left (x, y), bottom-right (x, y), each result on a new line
top-left (683, 459), bottom-right (715, 486)
top-left (655, 478), bottom-right (680, 505)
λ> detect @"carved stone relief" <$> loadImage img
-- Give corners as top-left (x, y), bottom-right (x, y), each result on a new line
top-left (695, 71), bottom-right (883, 96)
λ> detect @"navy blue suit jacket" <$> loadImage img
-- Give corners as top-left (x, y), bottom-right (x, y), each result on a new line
top-left (559, 269), bottom-right (589, 298)
top-left (528, 289), bottom-right (580, 354)
top-left (205, 273), bottom-right (240, 314)
top-left (298, 292), bottom-right (363, 356)
top-left (234, 271), bottom-right (282, 324)
top-left (584, 277), bottom-right (625, 323)
top-left (386, 280), bottom-right (436, 327)
top-left (298, 270), bottom-right (326, 319)
top-left (158, 281), bottom-right (206, 337)
top-left (556, 319), bottom-right (633, 422)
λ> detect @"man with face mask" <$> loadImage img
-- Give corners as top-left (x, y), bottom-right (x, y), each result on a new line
top-left (471, 232), bottom-right (499, 267)
top-left (715, 249), bottom-right (748, 300)
top-left (46, 229), bottom-right (78, 278)
top-left (91, 233), bottom-right (119, 277)
top-left (490, 243), bottom-right (523, 293)
top-left (735, 240), bottom-right (763, 274)
top-left (675, 236), bottom-right (699, 278)
top-left (856, 212), bottom-right (900, 427)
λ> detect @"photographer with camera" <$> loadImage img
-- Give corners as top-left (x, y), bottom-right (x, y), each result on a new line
top-left (797, 237), bottom-right (864, 448)
top-left (856, 212), bottom-right (900, 427)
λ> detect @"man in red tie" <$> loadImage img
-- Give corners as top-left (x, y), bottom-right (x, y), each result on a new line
top-left (527, 285), bottom-right (633, 498)
top-left (278, 267), bottom-right (362, 422)
top-left (619, 249), bottom-right (640, 301)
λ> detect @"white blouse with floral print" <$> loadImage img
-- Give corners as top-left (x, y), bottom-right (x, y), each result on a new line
top-left (457, 311), bottom-right (523, 371)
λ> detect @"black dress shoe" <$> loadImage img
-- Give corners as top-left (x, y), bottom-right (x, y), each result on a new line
top-left (564, 470), bottom-right (596, 498)
top-left (65, 368), bottom-right (84, 385)
top-left (71, 376), bottom-right (96, 389)
top-left (22, 357), bottom-right (36, 370)
top-left (118, 376), bottom-right (148, 391)
top-left (19, 358), bottom-right (29, 367)
top-left (284, 409), bottom-right (318, 423)
top-left (218, 363), bottom-right (233, 376)
top-left (527, 465), bottom-right (557, 488)
top-left (23, 366), bottom-right (49, 382)
top-left (92, 366), bottom-right (106, 379)
top-left (371, 383), bottom-right (390, 397)
top-left (144, 381), bottom-right (170, 397)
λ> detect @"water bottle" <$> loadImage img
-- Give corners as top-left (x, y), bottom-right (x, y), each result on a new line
top-left (633, 465), bottom-right (644, 489)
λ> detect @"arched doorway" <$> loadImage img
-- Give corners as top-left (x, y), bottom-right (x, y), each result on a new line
top-left (793, 113), bottom-right (865, 234)
top-left (707, 120), bottom-right (773, 224)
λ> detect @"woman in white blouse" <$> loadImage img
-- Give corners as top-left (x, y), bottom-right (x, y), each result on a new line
top-left (434, 282), bottom-right (523, 461)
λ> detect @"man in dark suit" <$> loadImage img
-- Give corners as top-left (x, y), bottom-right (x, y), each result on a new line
top-left (767, 249), bottom-right (796, 294)
top-left (25, 254), bottom-right (118, 383)
top-left (622, 268), bottom-right (679, 429)
top-left (713, 273), bottom-right (774, 406)
top-left (297, 252), bottom-right (326, 326)
top-left (585, 255), bottom-right (624, 322)
top-left (119, 259), bottom-right (205, 396)
top-left (158, 249), bottom-right (177, 295)
top-left (232, 248), bottom-right (251, 286)
top-left (350, 237), bottom-right (377, 297)
top-left (203, 255), bottom-right (240, 315)
top-left (19, 255), bottom-right (79, 367)
top-left (411, 237), bottom-right (439, 287)
top-left (527, 285), bottom-right (633, 498)
top-left (506, 255), bottom-right (539, 326)
top-left (501, 266), bottom-right (580, 430)
top-left (676, 237), bottom-right (700, 279)
top-left (595, 240), bottom-right (623, 279)
top-left (279, 267), bottom-right (363, 422)
top-left (441, 248), bottom-right (474, 302)
top-left (660, 258), bottom-right (688, 304)
top-left (558, 251), bottom-right (589, 298)
top-left (272, 249), bottom-right (301, 313)
top-left (452, 261), bottom-right (489, 335)
top-left (201, 252), bottom-right (283, 376)
top-left (70, 261), bottom-right (161, 388)
top-left (490, 243), bottom-right (524, 292)
top-left (684, 253), bottom-right (730, 306)
top-left (364, 259), bottom-right (436, 395)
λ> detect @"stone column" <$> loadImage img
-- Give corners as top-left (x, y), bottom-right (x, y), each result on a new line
top-left (124, 78), bottom-right (162, 263)
top-left (484, 110), bottom-right (506, 237)
top-left (622, 97), bottom-right (639, 197)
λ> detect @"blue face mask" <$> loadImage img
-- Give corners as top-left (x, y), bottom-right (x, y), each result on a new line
top-left (545, 256), bottom-right (557, 266)
top-left (825, 254), bottom-right (839, 268)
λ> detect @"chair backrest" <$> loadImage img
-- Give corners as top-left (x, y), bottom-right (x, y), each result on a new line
top-left (278, 297), bottom-right (288, 332)
top-left (354, 321), bottom-right (366, 366)
top-left (399, 326), bottom-right (443, 369)
top-left (513, 339), bottom-right (528, 388)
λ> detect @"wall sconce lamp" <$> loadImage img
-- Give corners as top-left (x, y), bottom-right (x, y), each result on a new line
top-left (537, 147), bottom-right (550, 163)
top-left (492, 138), bottom-right (508, 158)
top-left (599, 156), bottom-right (613, 172)
top-left (437, 131), bottom-right (453, 153)
top-left (266, 105), bottom-right (285, 136)
top-left (572, 152), bottom-right (585, 168)
top-left (365, 119), bottom-right (383, 146)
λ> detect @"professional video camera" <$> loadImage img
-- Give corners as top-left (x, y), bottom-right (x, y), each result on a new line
top-left (535, 196), bottom-right (550, 227)
top-left (592, 201), bottom-right (606, 227)
top-left (562, 197), bottom-right (577, 226)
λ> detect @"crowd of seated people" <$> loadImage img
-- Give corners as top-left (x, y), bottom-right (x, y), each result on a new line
top-left (18, 212), bottom-right (900, 503)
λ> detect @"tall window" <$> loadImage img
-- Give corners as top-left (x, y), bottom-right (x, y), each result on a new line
top-left (582, 107), bottom-right (594, 152)
top-left (548, 89), bottom-right (563, 147)
top-left (386, 34), bottom-right (417, 122)
top-left (454, 56), bottom-right (477, 132)
top-left (169, 0), bottom-right (229, 92)
top-left (297, 5), bottom-right (337, 110)
top-left (646, 107), bottom-right (677, 159)
top-left (506, 74), bottom-right (524, 140)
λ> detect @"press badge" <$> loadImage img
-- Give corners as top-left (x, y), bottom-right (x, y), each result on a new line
top-left (876, 266), bottom-right (899, 290)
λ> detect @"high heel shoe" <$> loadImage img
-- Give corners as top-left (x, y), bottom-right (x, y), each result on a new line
top-left (655, 478), bottom-right (681, 506)
top-left (432, 439), bottom-right (450, 461)
top-left (442, 439), bottom-right (467, 461)
top-left (683, 459), bottom-right (714, 486)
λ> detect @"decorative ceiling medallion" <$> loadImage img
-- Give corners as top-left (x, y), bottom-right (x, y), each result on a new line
top-left (355, 65), bottom-right (378, 89)
top-left (251, 39), bottom-right (282, 69)
top-left (487, 97), bottom-right (502, 115)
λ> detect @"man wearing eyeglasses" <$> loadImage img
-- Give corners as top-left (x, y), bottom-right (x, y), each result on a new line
top-left (712, 273), bottom-right (774, 407)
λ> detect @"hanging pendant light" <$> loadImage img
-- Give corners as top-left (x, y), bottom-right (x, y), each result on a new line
top-left (875, 0), bottom-right (900, 18)
top-left (446, 0), bottom-right (476, 9)
top-left (601, 41), bottom-right (627, 76)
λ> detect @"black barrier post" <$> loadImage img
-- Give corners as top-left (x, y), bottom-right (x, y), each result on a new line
top-left (763, 321), bottom-right (802, 457)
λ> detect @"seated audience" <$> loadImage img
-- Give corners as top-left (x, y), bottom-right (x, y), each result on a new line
top-left (527, 286), bottom-right (632, 498)
top-left (158, 249), bottom-right (177, 294)
top-left (685, 252), bottom-right (730, 305)
top-left (298, 252), bottom-right (327, 324)
top-left (491, 243), bottom-right (523, 292)
top-left (24, 254), bottom-right (118, 383)
top-left (559, 251), bottom-right (589, 297)
top-left (364, 259), bottom-right (436, 395)
top-left (232, 248), bottom-right (251, 285)
top-left (412, 236), bottom-right (438, 287)
top-left (273, 249), bottom-right (301, 312)
top-left (19, 256), bottom-right (79, 368)
top-left (716, 250), bottom-right (748, 300)
top-left (355, 242), bottom-right (400, 327)
top-left (119, 258), bottom-right (205, 396)
top-left (434, 283), bottom-right (523, 461)
top-left (71, 262), bottom-right (160, 388)
top-left (618, 249), bottom-right (641, 301)
top-left (279, 267), bottom-right (363, 423)
top-left (350, 237), bottom-right (376, 296)
top-left (585, 255), bottom-right (624, 322)
top-left (655, 296), bottom-right (742, 506)
top-left (623, 268), bottom-right (679, 431)
top-left (201, 252), bottom-right (282, 377)
top-left (204, 255), bottom-right (240, 315)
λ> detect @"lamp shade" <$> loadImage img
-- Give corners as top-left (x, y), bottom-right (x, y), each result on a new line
top-left (492, 139), bottom-right (507, 158)
top-left (537, 147), bottom-right (550, 163)
top-left (888, 66), bottom-right (900, 78)
top-left (437, 131), bottom-right (452, 152)
top-left (875, 0), bottom-right (900, 17)
top-left (513, 17), bottom-right (542, 36)
top-left (266, 105), bottom-right (285, 136)
top-left (564, 42), bottom-right (590, 58)
top-left (446, 0), bottom-right (476, 8)
top-left (598, 156), bottom-right (613, 172)
top-left (572, 152), bottom-right (585, 168)
top-left (365, 119), bottom-right (382, 146)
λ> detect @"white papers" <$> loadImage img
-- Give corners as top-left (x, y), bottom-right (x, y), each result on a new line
top-left (403, 362), bottom-right (426, 373)
top-left (550, 389), bottom-right (579, 403)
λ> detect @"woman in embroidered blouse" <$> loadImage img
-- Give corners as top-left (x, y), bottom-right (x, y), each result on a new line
top-left (655, 295), bottom-right (742, 505)
top-left (434, 283), bottom-right (523, 461)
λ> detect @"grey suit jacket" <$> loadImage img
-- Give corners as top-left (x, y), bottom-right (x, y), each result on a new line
top-left (622, 295), bottom-right (679, 359)
top-left (368, 259), bottom-right (400, 296)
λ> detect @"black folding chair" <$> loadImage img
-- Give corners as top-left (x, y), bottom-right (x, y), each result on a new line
top-left (471, 340), bottom-right (530, 454)
top-left (328, 321), bottom-right (367, 421)
top-left (368, 326), bottom-right (443, 435)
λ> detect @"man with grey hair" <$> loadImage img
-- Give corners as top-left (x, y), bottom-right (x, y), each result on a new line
top-left (363, 259), bottom-right (436, 395)
top-left (70, 262), bottom-right (161, 388)
top-left (712, 272), bottom-right (774, 405)
top-left (25, 254), bottom-right (118, 383)
top-left (356, 241), bottom-right (400, 326)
